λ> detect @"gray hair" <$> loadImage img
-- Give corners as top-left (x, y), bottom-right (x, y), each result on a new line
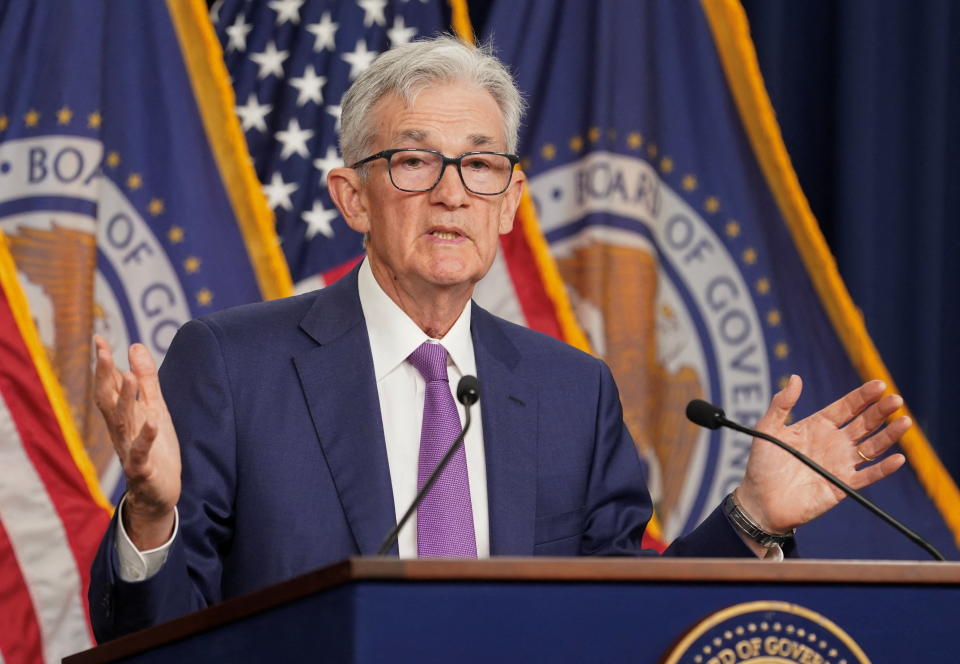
top-left (338, 35), bottom-right (524, 166)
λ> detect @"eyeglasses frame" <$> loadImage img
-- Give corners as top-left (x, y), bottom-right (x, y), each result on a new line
top-left (350, 148), bottom-right (521, 196)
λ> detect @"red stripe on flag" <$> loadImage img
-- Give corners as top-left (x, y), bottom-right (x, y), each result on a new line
top-left (499, 219), bottom-right (564, 340)
top-left (641, 529), bottom-right (666, 553)
top-left (0, 517), bottom-right (44, 664)
top-left (0, 291), bottom-right (109, 641)
top-left (321, 254), bottom-right (363, 285)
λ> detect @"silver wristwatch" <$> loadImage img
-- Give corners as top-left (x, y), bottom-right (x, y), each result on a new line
top-left (722, 492), bottom-right (795, 548)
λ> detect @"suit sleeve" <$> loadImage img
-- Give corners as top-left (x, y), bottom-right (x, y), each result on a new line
top-left (577, 361), bottom-right (655, 556)
top-left (89, 318), bottom-right (237, 642)
top-left (579, 359), bottom-right (758, 558)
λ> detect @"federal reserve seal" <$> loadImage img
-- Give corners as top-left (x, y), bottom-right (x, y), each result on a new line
top-left (0, 132), bottom-right (190, 495)
top-left (662, 601), bottom-right (871, 664)
top-left (530, 150), bottom-right (789, 541)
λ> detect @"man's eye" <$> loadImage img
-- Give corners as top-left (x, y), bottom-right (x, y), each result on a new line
top-left (399, 157), bottom-right (425, 168)
top-left (463, 158), bottom-right (491, 171)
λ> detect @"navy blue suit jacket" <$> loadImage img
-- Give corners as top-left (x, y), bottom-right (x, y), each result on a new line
top-left (89, 267), bottom-right (751, 642)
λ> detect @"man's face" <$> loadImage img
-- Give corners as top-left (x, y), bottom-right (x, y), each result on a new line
top-left (347, 83), bottom-right (522, 294)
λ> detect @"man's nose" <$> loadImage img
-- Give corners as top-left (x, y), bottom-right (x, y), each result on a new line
top-left (429, 162), bottom-right (468, 207)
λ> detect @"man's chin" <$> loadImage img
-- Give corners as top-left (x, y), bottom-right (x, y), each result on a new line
top-left (422, 258), bottom-right (489, 288)
top-left (425, 272), bottom-right (481, 289)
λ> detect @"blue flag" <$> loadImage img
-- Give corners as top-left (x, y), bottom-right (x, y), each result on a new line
top-left (0, 0), bottom-right (292, 501)
top-left (213, 0), bottom-right (447, 286)
top-left (483, 0), bottom-right (960, 559)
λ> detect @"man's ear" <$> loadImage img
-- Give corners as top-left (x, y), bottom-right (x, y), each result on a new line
top-left (328, 167), bottom-right (370, 233)
top-left (497, 169), bottom-right (525, 235)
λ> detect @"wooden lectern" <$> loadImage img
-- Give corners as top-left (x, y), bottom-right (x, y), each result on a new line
top-left (65, 558), bottom-right (960, 663)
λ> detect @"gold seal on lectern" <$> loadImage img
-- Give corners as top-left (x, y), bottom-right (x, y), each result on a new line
top-left (662, 601), bottom-right (870, 664)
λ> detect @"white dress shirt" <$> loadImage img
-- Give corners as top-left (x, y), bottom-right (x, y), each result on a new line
top-left (115, 259), bottom-right (489, 580)
top-left (358, 259), bottom-right (489, 558)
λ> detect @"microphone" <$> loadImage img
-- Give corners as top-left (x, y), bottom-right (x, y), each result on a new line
top-left (685, 399), bottom-right (725, 430)
top-left (686, 399), bottom-right (945, 561)
top-left (456, 374), bottom-right (480, 406)
top-left (376, 375), bottom-right (480, 556)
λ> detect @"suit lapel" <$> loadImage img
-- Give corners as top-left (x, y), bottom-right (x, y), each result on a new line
top-left (293, 269), bottom-right (397, 556)
top-left (472, 305), bottom-right (538, 556)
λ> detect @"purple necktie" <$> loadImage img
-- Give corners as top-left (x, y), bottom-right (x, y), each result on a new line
top-left (408, 342), bottom-right (477, 558)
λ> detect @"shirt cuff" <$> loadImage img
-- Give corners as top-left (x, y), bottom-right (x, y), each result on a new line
top-left (763, 544), bottom-right (784, 561)
top-left (114, 495), bottom-right (179, 582)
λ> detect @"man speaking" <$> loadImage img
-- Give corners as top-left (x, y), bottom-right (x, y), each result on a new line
top-left (88, 36), bottom-right (909, 642)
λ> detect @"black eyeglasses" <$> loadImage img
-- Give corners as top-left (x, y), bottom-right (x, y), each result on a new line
top-left (351, 148), bottom-right (520, 196)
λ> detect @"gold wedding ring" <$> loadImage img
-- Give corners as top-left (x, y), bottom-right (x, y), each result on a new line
top-left (856, 447), bottom-right (876, 462)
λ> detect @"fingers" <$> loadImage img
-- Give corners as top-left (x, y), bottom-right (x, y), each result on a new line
top-left (817, 379), bottom-right (886, 427)
top-left (114, 370), bottom-right (139, 449)
top-left (128, 343), bottom-right (163, 405)
top-left (856, 415), bottom-right (912, 464)
top-left (850, 452), bottom-right (906, 489)
top-left (843, 393), bottom-right (904, 442)
top-left (127, 415), bottom-right (159, 470)
top-left (757, 374), bottom-right (802, 430)
top-left (93, 335), bottom-right (122, 416)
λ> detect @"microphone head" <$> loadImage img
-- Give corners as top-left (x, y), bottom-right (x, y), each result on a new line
top-left (456, 375), bottom-right (480, 406)
top-left (686, 399), bottom-right (725, 430)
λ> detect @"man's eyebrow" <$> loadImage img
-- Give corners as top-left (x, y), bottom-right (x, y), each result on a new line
top-left (394, 129), bottom-right (428, 144)
top-left (389, 129), bottom-right (500, 148)
top-left (468, 134), bottom-right (496, 147)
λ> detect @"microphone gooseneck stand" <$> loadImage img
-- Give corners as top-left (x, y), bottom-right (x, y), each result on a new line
top-left (686, 399), bottom-right (945, 561)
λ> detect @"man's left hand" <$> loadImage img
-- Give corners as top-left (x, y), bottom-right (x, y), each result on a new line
top-left (736, 375), bottom-right (908, 537)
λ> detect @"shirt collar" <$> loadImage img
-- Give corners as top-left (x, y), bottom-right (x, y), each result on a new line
top-left (357, 258), bottom-right (475, 382)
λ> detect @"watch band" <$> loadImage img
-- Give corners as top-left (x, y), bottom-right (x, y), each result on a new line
top-left (722, 492), bottom-right (795, 548)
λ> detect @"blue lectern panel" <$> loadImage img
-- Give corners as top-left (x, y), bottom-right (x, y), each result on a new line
top-left (114, 579), bottom-right (957, 662)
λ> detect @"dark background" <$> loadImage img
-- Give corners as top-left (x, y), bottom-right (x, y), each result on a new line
top-left (469, 0), bottom-right (960, 484)
top-left (738, 0), bottom-right (958, 484)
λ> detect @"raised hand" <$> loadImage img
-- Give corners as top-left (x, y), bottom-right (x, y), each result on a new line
top-left (93, 335), bottom-right (181, 550)
top-left (736, 375), bottom-right (909, 537)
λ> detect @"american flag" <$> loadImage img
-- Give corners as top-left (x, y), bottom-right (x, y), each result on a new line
top-left (0, 234), bottom-right (111, 663)
top-left (212, 0), bottom-right (447, 289)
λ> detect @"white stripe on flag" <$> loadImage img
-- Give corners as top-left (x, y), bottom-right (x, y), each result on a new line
top-left (473, 248), bottom-right (527, 328)
top-left (0, 392), bottom-right (93, 663)
top-left (294, 274), bottom-right (325, 295)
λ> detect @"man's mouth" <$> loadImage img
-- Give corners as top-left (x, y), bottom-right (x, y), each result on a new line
top-left (428, 228), bottom-right (465, 241)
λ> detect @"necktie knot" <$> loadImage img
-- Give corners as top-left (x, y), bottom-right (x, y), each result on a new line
top-left (408, 342), bottom-right (449, 383)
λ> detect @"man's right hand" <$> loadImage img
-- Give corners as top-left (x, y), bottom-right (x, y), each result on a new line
top-left (94, 335), bottom-right (181, 551)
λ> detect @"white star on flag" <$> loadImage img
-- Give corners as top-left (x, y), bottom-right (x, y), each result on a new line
top-left (225, 15), bottom-right (252, 52)
top-left (235, 93), bottom-right (271, 132)
top-left (388, 16), bottom-right (417, 47)
top-left (358, 0), bottom-right (388, 28)
top-left (306, 12), bottom-right (338, 52)
top-left (275, 118), bottom-right (314, 160)
top-left (342, 39), bottom-right (378, 80)
top-left (326, 104), bottom-right (343, 132)
top-left (302, 200), bottom-right (339, 239)
top-left (250, 41), bottom-right (289, 80)
top-left (263, 172), bottom-right (298, 210)
top-left (313, 146), bottom-right (344, 186)
top-left (289, 65), bottom-right (326, 106)
top-left (268, 0), bottom-right (303, 26)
